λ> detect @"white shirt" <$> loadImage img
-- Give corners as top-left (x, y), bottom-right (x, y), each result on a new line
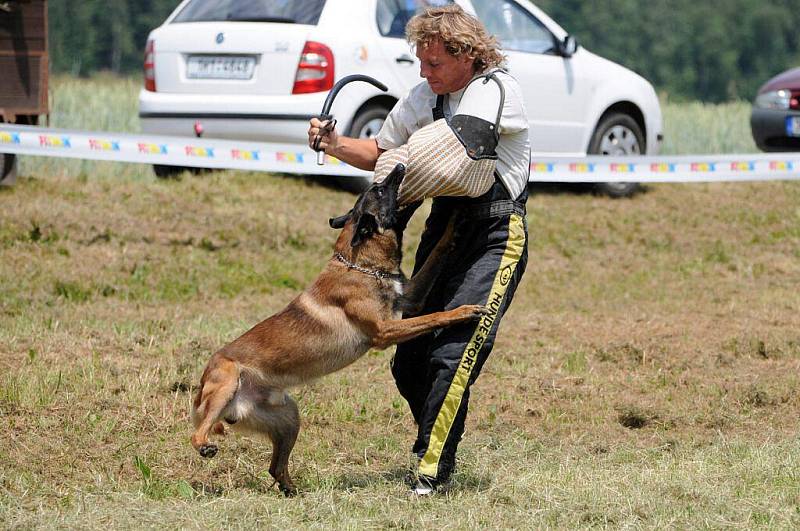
top-left (375, 70), bottom-right (531, 200)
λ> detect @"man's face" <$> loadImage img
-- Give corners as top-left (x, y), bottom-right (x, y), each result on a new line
top-left (416, 39), bottom-right (475, 95)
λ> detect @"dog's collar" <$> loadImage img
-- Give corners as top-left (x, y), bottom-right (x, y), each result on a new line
top-left (334, 252), bottom-right (401, 281)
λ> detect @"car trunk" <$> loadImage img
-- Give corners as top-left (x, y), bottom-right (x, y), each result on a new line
top-left (151, 22), bottom-right (312, 96)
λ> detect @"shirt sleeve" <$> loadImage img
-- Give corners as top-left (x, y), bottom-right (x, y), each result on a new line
top-left (375, 94), bottom-right (416, 150)
top-left (496, 73), bottom-right (529, 135)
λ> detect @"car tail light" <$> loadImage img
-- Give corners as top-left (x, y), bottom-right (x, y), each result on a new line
top-left (791, 91), bottom-right (800, 110)
top-left (144, 40), bottom-right (156, 92)
top-left (292, 41), bottom-right (334, 94)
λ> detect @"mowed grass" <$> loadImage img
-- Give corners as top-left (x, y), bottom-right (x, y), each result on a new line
top-left (2, 76), bottom-right (800, 528)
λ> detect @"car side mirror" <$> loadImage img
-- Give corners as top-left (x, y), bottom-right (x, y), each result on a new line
top-left (558, 35), bottom-right (578, 58)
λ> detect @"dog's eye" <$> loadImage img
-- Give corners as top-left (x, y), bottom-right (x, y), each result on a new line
top-left (376, 188), bottom-right (384, 197)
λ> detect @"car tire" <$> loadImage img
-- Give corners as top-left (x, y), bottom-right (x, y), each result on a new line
top-left (588, 113), bottom-right (644, 198)
top-left (348, 105), bottom-right (389, 140)
top-left (336, 105), bottom-right (390, 193)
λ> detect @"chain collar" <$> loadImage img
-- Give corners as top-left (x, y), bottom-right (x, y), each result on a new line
top-left (334, 252), bottom-right (401, 281)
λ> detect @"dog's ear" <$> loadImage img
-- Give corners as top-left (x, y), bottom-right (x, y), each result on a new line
top-left (329, 210), bottom-right (352, 229)
top-left (350, 213), bottom-right (377, 247)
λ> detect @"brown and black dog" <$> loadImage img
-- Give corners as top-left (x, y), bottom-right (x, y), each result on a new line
top-left (191, 164), bottom-right (485, 495)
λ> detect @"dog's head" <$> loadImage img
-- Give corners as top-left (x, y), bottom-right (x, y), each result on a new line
top-left (329, 163), bottom-right (406, 247)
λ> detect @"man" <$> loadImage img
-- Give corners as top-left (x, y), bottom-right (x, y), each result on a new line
top-left (308, 4), bottom-right (529, 495)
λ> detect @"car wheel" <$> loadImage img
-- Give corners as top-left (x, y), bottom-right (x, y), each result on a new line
top-left (588, 113), bottom-right (644, 198)
top-left (348, 105), bottom-right (388, 140)
top-left (336, 106), bottom-right (390, 193)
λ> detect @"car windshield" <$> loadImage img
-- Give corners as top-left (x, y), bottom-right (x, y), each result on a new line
top-left (173, 0), bottom-right (326, 25)
top-left (471, 0), bottom-right (555, 55)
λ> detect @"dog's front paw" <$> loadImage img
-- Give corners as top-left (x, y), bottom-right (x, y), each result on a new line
top-left (459, 305), bottom-right (490, 319)
top-left (474, 305), bottom-right (491, 317)
top-left (198, 444), bottom-right (219, 458)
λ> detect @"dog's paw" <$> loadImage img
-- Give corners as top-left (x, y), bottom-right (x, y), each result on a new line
top-left (475, 306), bottom-right (492, 318)
top-left (279, 482), bottom-right (298, 497)
top-left (460, 305), bottom-right (490, 319)
top-left (198, 444), bottom-right (219, 458)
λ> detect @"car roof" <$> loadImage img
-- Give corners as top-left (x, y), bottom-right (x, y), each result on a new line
top-left (761, 67), bottom-right (800, 93)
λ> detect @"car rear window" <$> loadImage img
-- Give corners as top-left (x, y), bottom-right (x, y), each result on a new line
top-left (173, 0), bottom-right (326, 25)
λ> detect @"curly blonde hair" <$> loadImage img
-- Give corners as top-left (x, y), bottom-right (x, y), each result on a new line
top-left (406, 4), bottom-right (505, 72)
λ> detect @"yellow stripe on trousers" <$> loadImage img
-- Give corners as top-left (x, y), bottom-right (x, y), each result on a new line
top-left (418, 213), bottom-right (526, 478)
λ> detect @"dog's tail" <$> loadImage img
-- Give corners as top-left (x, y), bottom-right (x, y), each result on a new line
top-left (190, 353), bottom-right (240, 457)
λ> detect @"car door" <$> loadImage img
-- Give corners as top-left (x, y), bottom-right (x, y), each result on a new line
top-left (373, 0), bottom-right (456, 92)
top-left (467, 0), bottom-right (591, 155)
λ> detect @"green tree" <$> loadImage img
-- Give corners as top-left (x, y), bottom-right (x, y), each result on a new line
top-left (535, 0), bottom-right (800, 102)
top-left (48, 0), bottom-right (178, 76)
top-left (46, 0), bottom-right (800, 101)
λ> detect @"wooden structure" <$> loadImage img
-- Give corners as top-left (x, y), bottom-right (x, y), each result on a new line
top-left (0, 0), bottom-right (48, 183)
top-left (0, 0), bottom-right (48, 121)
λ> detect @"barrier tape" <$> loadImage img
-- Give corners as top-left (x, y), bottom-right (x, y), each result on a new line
top-left (2, 123), bottom-right (800, 183)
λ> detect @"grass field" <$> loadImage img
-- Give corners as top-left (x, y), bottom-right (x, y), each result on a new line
top-left (2, 76), bottom-right (799, 528)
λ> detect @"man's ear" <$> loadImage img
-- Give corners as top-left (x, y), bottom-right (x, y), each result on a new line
top-left (329, 210), bottom-right (353, 229)
top-left (350, 213), bottom-right (377, 247)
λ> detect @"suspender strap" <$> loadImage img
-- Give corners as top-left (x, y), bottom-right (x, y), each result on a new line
top-left (432, 95), bottom-right (446, 121)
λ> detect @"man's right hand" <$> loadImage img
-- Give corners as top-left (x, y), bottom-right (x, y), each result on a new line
top-left (308, 118), bottom-right (339, 156)
top-left (307, 118), bottom-right (383, 171)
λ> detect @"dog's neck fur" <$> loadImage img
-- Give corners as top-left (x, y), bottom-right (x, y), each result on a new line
top-left (333, 221), bottom-right (403, 276)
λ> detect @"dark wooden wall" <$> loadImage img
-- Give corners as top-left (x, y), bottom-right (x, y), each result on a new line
top-left (0, 0), bottom-right (48, 120)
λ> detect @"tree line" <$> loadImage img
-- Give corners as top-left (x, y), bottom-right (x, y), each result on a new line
top-left (49, 0), bottom-right (800, 102)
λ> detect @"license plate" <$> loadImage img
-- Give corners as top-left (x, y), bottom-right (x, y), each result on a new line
top-left (186, 55), bottom-right (256, 80)
top-left (786, 116), bottom-right (800, 137)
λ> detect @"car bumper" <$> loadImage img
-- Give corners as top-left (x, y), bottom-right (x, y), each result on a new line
top-left (750, 107), bottom-right (800, 152)
top-left (140, 114), bottom-right (315, 144)
top-left (138, 89), bottom-right (323, 144)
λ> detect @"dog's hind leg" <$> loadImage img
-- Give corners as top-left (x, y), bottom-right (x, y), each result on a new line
top-left (268, 394), bottom-right (300, 496)
top-left (239, 390), bottom-right (301, 496)
top-left (191, 355), bottom-right (240, 458)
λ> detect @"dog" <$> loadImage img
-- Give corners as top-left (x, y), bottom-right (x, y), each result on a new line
top-left (191, 164), bottom-right (487, 495)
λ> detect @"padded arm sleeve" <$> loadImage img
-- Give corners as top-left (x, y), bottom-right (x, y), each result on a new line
top-left (450, 72), bottom-right (505, 159)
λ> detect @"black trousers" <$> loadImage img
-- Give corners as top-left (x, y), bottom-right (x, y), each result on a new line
top-left (391, 181), bottom-right (529, 482)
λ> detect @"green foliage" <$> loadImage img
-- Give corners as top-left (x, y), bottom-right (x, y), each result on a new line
top-left (48, 0), bottom-right (179, 76)
top-left (47, 1), bottom-right (800, 101)
top-left (535, 0), bottom-right (800, 102)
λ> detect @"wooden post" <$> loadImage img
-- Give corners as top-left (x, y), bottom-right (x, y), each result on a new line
top-left (0, 0), bottom-right (48, 184)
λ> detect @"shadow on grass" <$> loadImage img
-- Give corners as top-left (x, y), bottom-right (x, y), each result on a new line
top-left (270, 172), bottom-right (367, 194)
top-left (529, 182), bottom-right (651, 198)
top-left (309, 467), bottom-right (409, 491)
top-left (303, 466), bottom-right (494, 494)
top-left (189, 481), bottom-right (225, 498)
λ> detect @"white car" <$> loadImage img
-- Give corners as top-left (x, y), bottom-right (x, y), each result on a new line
top-left (139, 0), bottom-right (663, 196)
